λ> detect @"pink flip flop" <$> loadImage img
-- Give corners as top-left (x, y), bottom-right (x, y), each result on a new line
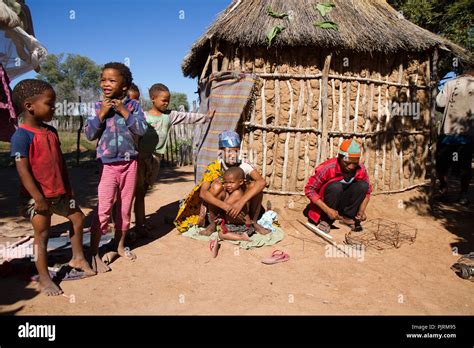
top-left (209, 238), bottom-right (220, 258)
top-left (261, 250), bottom-right (289, 265)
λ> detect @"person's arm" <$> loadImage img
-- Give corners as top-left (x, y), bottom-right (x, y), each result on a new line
top-left (10, 130), bottom-right (48, 211)
top-left (199, 181), bottom-right (230, 212)
top-left (304, 165), bottom-right (340, 221)
top-left (113, 99), bottom-right (148, 136)
top-left (314, 199), bottom-right (340, 221)
top-left (15, 157), bottom-right (48, 212)
top-left (61, 156), bottom-right (74, 198)
top-left (169, 109), bottom-right (215, 125)
top-left (355, 196), bottom-right (369, 221)
top-left (436, 82), bottom-right (450, 108)
top-left (227, 169), bottom-right (265, 219)
top-left (53, 128), bottom-right (73, 198)
top-left (84, 102), bottom-right (109, 141)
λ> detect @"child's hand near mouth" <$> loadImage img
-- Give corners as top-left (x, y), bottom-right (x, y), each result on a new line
top-left (98, 98), bottom-right (114, 122)
top-left (112, 99), bottom-right (130, 119)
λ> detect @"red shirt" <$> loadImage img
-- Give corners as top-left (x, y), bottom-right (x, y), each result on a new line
top-left (304, 157), bottom-right (371, 223)
top-left (10, 124), bottom-right (68, 198)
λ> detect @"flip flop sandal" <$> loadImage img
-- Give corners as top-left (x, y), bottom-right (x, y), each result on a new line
top-left (31, 268), bottom-right (85, 282)
top-left (209, 238), bottom-right (220, 258)
top-left (339, 217), bottom-right (356, 230)
top-left (261, 250), bottom-right (289, 265)
top-left (56, 268), bottom-right (86, 281)
top-left (219, 218), bottom-right (229, 234)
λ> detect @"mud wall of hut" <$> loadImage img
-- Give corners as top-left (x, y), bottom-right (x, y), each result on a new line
top-left (210, 43), bottom-right (432, 194)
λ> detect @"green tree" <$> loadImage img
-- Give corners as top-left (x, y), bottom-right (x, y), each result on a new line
top-left (388, 0), bottom-right (473, 52)
top-left (36, 53), bottom-right (101, 106)
top-left (169, 92), bottom-right (189, 111)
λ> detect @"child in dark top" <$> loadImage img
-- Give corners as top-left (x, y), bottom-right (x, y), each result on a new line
top-left (127, 83), bottom-right (140, 101)
top-left (85, 62), bottom-right (147, 273)
top-left (10, 79), bottom-right (95, 296)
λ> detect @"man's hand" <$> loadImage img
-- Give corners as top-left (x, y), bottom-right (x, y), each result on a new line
top-left (355, 210), bottom-right (367, 221)
top-left (206, 109), bottom-right (216, 121)
top-left (34, 197), bottom-right (49, 212)
top-left (112, 99), bottom-right (130, 119)
top-left (325, 208), bottom-right (340, 221)
top-left (98, 99), bottom-right (114, 122)
top-left (221, 202), bottom-right (232, 213)
top-left (227, 202), bottom-right (245, 219)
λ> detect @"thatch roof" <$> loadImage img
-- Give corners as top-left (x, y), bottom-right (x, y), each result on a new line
top-left (182, 0), bottom-right (470, 78)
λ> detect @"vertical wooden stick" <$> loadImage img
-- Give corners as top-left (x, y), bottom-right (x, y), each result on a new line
top-left (249, 103), bottom-right (256, 164)
top-left (270, 74), bottom-right (280, 190)
top-left (233, 47), bottom-right (241, 71)
top-left (399, 135), bottom-right (404, 189)
top-left (261, 80), bottom-right (267, 179)
top-left (329, 79), bottom-right (337, 158)
top-left (317, 79), bottom-right (322, 165)
top-left (282, 80), bottom-right (294, 192)
top-left (221, 44), bottom-right (230, 72)
top-left (345, 82), bottom-right (351, 131)
top-left (290, 78), bottom-right (305, 191)
top-left (419, 56), bottom-right (431, 184)
top-left (390, 62), bottom-right (404, 189)
top-left (338, 81), bottom-right (344, 132)
top-left (381, 85), bottom-right (390, 190)
top-left (353, 82), bottom-right (360, 132)
top-left (211, 40), bottom-right (219, 74)
top-left (304, 77), bottom-right (313, 184)
top-left (319, 54), bottom-right (332, 163)
top-left (373, 82), bottom-right (382, 191)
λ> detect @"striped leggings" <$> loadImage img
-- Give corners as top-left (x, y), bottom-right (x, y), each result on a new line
top-left (91, 160), bottom-right (138, 234)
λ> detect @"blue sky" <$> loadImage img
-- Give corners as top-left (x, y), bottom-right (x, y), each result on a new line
top-left (13, 0), bottom-right (230, 106)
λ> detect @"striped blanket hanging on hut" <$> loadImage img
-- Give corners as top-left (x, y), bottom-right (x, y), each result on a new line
top-left (195, 71), bottom-right (257, 184)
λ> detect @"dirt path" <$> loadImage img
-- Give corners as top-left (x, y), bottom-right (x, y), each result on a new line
top-left (0, 165), bottom-right (472, 315)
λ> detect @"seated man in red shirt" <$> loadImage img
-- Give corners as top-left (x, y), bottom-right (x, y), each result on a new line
top-left (304, 139), bottom-right (371, 234)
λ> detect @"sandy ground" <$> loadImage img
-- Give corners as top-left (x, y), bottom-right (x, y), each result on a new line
top-left (0, 164), bottom-right (473, 315)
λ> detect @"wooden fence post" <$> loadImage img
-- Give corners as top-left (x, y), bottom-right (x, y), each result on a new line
top-left (320, 54), bottom-right (332, 163)
top-left (76, 96), bottom-right (83, 165)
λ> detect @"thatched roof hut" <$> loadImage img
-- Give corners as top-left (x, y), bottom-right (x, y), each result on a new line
top-left (183, 0), bottom-right (470, 195)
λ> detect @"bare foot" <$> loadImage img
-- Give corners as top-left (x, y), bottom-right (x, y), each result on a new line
top-left (197, 204), bottom-right (207, 227)
top-left (91, 254), bottom-right (111, 273)
top-left (199, 223), bottom-right (216, 236)
top-left (118, 246), bottom-right (137, 261)
top-left (38, 276), bottom-right (63, 296)
top-left (239, 232), bottom-right (252, 241)
top-left (254, 223), bottom-right (271, 235)
top-left (102, 251), bottom-right (119, 265)
top-left (69, 258), bottom-right (96, 277)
